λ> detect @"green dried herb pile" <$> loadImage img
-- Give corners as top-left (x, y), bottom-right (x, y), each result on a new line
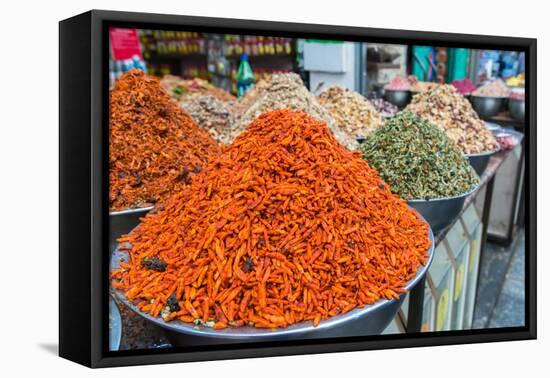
top-left (361, 112), bottom-right (479, 200)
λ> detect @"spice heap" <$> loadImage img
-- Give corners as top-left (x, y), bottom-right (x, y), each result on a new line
top-left (233, 73), bottom-right (357, 149)
top-left (112, 109), bottom-right (431, 329)
top-left (231, 75), bottom-right (274, 117)
top-left (473, 79), bottom-right (510, 97)
top-left (109, 70), bottom-right (220, 211)
top-left (405, 84), bottom-right (499, 154)
top-left (180, 95), bottom-right (237, 145)
top-left (384, 76), bottom-right (410, 91)
top-left (408, 76), bottom-right (439, 93)
top-left (451, 79), bottom-right (476, 95)
top-left (367, 94), bottom-right (399, 117)
top-left (160, 75), bottom-right (236, 102)
top-left (318, 86), bottom-right (384, 143)
top-left (362, 112), bottom-right (479, 200)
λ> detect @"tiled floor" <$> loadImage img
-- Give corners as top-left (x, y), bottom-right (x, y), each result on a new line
top-left (473, 229), bottom-right (525, 328)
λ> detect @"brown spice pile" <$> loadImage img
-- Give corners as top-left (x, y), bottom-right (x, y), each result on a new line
top-left (109, 69), bottom-right (220, 211)
top-left (180, 95), bottom-right (237, 145)
top-left (405, 85), bottom-right (499, 154)
top-left (160, 75), bottom-right (236, 103)
top-left (112, 109), bottom-right (431, 329)
top-left (232, 73), bottom-right (357, 149)
top-left (318, 86), bottom-right (384, 146)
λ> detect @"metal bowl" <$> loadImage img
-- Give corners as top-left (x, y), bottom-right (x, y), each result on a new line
top-left (508, 98), bottom-right (525, 121)
top-left (110, 221), bottom-right (434, 345)
top-left (408, 185), bottom-right (478, 234)
top-left (384, 89), bottom-right (411, 109)
top-left (485, 121), bottom-right (502, 135)
top-left (470, 95), bottom-right (506, 118)
top-left (109, 206), bottom-right (154, 252)
top-left (466, 145), bottom-right (500, 176)
top-left (109, 298), bottom-right (122, 351)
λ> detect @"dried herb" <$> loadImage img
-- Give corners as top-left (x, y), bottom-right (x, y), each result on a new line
top-left (112, 109), bottom-right (430, 330)
top-left (141, 256), bottom-right (167, 272)
top-left (167, 293), bottom-right (181, 312)
top-left (109, 70), bottom-right (220, 211)
top-left (405, 85), bottom-right (499, 154)
top-left (362, 112), bottom-right (479, 200)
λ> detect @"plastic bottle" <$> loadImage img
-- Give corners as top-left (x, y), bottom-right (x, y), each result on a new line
top-left (236, 53), bottom-right (255, 97)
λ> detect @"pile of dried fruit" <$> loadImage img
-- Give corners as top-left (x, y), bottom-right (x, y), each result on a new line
top-left (180, 95), bottom-right (237, 145)
top-left (405, 85), bottom-right (499, 154)
top-left (233, 73), bottom-right (356, 149)
top-left (362, 112), bottom-right (479, 200)
top-left (109, 70), bottom-right (220, 211)
top-left (112, 109), bottom-right (431, 330)
top-left (473, 79), bottom-right (510, 97)
top-left (318, 86), bottom-right (384, 146)
top-left (160, 75), bottom-right (236, 102)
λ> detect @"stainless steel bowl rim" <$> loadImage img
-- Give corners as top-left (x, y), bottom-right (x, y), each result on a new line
top-left (470, 95), bottom-right (508, 100)
top-left (111, 215), bottom-right (434, 339)
top-left (465, 143), bottom-right (501, 158)
top-left (384, 89), bottom-right (411, 93)
top-left (110, 206), bottom-right (155, 216)
top-left (406, 182), bottom-right (479, 203)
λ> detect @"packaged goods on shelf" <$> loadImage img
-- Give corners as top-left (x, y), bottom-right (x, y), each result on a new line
top-left (109, 70), bottom-right (220, 211)
top-left (112, 109), bottom-right (431, 330)
top-left (405, 85), bottom-right (499, 154)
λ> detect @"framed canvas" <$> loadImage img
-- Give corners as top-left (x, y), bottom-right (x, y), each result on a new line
top-left (59, 9), bottom-right (536, 368)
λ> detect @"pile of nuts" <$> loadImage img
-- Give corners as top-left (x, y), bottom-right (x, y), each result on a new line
top-left (405, 84), bottom-right (499, 154)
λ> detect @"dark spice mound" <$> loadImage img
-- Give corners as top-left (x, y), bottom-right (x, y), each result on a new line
top-left (109, 69), bottom-right (220, 211)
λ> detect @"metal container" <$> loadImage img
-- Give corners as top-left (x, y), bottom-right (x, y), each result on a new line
top-left (111, 222), bottom-right (434, 345)
top-left (408, 186), bottom-right (478, 234)
top-left (109, 298), bottom-right (122, 351)
top-left (508, 98), bottom-right (525, 121)
top-left (109, 207), bottom-right (154, 252)
top-left (384, 89), bottom-right (411, 109)
top-left (470, 95), bottom-right (506, 118)
top-left (466, 146), bottom-right (500, 176)
top-left (485, 121), bottom-right (502, 135)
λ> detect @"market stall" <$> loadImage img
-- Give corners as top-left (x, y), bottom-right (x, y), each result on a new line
top-left (107, 30), bottom-right (526, 350)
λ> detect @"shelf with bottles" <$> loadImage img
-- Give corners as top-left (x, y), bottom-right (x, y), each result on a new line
top-left (223, 35), bottom-right (295, 58)
top-left (146, 62), bottom-right (209, 80)
top-left (138, 30), bottom-right (207, 58)
top-left (228, 67), bottom-right (294, 95)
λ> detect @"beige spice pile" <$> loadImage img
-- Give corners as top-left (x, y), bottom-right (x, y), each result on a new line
top-left (233, 73), bottom-right (357, 149)
top-left (405, 84), bottom-right (499, 154)
top-left (318, 86), bottom-right (384, 145)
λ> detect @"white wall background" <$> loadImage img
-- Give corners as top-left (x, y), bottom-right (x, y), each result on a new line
top-left (0, 0), bottom-right (545, 376)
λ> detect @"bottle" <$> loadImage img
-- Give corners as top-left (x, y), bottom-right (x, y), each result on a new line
top-left (236, 53), bottom-right (255, 97)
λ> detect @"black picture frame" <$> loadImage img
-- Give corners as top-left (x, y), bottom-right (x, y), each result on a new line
top-left (59, 9), bottom-right (537, 368)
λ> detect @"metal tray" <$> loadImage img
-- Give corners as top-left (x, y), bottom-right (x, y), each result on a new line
top-left (408, 184), bottom-right (479, 234)
top-left (109, 206), bottom-right (154, 252)
top-left (466, 145), bottom-right (500, 177)
top-left (110, 220), bottom-right (434, 344)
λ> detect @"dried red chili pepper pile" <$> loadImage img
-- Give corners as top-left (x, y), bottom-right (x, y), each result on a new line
top-left (109, 69), bottom-right (220, 211)
top-left (112, 109), bottom-right (431, 329)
